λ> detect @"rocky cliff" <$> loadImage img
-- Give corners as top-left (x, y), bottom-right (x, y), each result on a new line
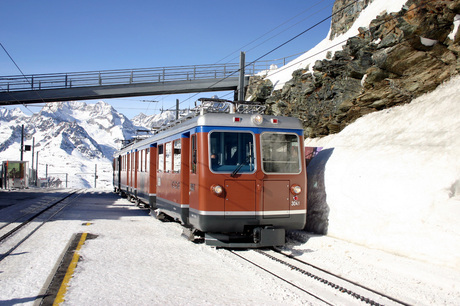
top-left (247, 0), bottom-right (460, 138)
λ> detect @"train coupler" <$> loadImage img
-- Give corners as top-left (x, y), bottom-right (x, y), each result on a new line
top-left (205, 227), bottom-right (285, 248)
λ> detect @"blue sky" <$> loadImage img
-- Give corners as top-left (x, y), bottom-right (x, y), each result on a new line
top-left (1, 0), bottom-right (335, 118)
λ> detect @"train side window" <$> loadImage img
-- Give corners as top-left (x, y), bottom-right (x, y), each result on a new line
top-left (173, 140), bottom-right (181, 173)
top-left (158, 145), bottom-right (164, 172)
top-left (165, 142), bottom-right (172, 172)
top-left (191, 134), bottom-right (197, 174)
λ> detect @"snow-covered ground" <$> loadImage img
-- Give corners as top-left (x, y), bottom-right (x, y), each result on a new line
top-left (0, 190), bottom-right (312, 305)
top-left (0, 190), bottom-right (458, 305)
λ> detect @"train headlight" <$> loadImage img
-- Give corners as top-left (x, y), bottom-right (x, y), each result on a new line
top-left (210, 184), bottom-right (224, 196)
top-left (290, 184), bottom-right (302, 195)
top-left (251, 114), bottom-right (263, 125)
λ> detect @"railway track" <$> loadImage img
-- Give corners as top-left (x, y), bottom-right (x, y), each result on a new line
top-left (0, 189), bottom-right (82, 262)
top-left (229, 248), bottom-right (411, 305)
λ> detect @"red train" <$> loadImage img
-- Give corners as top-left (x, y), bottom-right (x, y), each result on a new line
top-left (113, 98), bottom-right (307, 247)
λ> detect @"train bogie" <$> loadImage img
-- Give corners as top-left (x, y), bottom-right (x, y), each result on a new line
top-left (113, 99), bottom-right (307, 247)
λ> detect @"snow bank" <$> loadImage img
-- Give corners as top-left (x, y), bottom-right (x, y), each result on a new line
top-left (306, 76), bottom-right (460, 269)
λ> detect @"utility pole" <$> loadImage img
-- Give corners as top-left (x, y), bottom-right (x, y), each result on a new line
top-left (176, 99), bottom-right (179, 120)
top-left (31, 137), bottom-right (35, 185)
top-left (238, 51), bottom-right (246, 101)
top-left (36, 151), bottom-right (39, 187)
top-left (20, 124), bottom-right (24, 161)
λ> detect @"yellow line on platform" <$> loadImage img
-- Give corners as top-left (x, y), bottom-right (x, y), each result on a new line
top-left (53, 232), bottom-right (88, 305)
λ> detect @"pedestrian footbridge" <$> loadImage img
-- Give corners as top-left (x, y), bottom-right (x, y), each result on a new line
top-left (0, 62), bottom-right (261, 105)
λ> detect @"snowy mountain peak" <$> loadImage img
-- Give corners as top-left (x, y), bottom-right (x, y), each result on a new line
top-left (131, 110), bottom-right (177, 129)
top-left (0, 107), bottom-right (28, 121)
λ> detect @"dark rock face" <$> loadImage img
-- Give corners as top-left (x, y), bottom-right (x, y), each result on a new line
top-left (246, 0), bottom-right (460, 138)
top-left (330, 0), bottom-right (375, 39)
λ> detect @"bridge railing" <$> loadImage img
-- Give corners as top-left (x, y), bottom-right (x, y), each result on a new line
top-left (0, 63), bottom-right (246, 92)
top-left (0, 53), bottom-right (305, 93)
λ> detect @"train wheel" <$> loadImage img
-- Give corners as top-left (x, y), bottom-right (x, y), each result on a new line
top-left (154, 210), bottom-right (173, 222)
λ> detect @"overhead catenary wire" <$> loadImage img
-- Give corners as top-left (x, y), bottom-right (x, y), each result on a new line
top-left (1, 42), bottom-right (47, 106)
top-left (239, 2), bottom-right (333, 62)
top-left (0, 43), bottom-right (29, 83)
top-left (215, 0), bottom-right (330, 65)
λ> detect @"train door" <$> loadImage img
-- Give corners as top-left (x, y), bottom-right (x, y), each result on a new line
top-left (149, 144), bottom-right (157, 208)
top-left (127, 153), bottom-right (131, 188)
top-left (157, 144), bottom-right (165, 200)
top-left (189, 133), bottom-right (199, 210)
top-left (179, 133), bottom-right (190, 207)
top-left (117, 157), bottom-right (121, 189)
top-left (134, 150), bottom-right (138, 192)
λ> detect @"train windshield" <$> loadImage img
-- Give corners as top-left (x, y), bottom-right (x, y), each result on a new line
top-left (261, 133), bottom-right (301, 174)
top-left (209, 131), bottom-right (255, 173)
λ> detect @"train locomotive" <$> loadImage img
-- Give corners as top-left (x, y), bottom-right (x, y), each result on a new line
top-left (113, 98), bottom-right (307, 247)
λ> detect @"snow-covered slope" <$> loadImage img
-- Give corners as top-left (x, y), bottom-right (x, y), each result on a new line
top-left (306, 75), bottom-right (460, 269)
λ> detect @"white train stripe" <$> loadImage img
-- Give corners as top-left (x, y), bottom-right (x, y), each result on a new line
top-left (189, 209), bottom-right (305, 216)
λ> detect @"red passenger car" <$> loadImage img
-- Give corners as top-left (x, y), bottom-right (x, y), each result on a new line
top-left (113, 99), bottom-right (307, 247)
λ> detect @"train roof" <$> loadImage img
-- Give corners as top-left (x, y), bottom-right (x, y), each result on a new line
top-left (114, 99), bottom-right (303, 156)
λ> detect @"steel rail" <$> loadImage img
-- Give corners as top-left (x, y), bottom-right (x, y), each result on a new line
top-left (227, 248), bottom-right (413, 305)
top-left (261, 249), bottom-right (412, 306)
top-left (0, 194), bottom-right (68, 231)
top-left (228, 250), bottom-right (333, 305)
top-left (0, 190), bottom-right (80, 245)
